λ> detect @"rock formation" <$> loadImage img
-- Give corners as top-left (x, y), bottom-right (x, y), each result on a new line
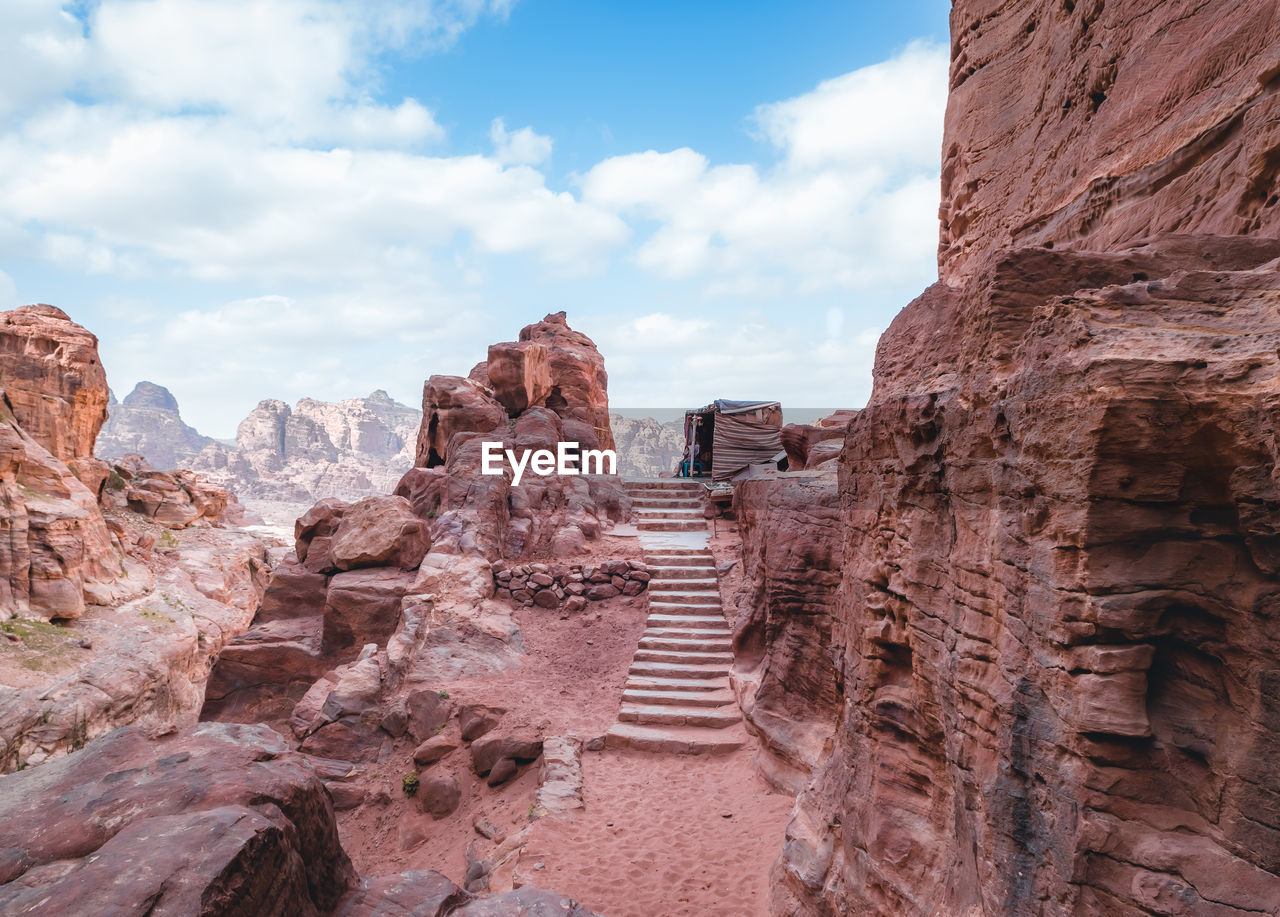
top-left (938, 0), bottom-right (1280, 283)
top-left (763, 2), bottom-right (1280, 913)
top-left (192, 389), bottom-right (421, 503)
top-left (97, 381), bottom-right (216, 469)
top-left (0, 722), bottom-right (601, 916)
top-left (0, 304), bottom-right (108, 464)
top-left (205, 314), bottom-right (630, 740)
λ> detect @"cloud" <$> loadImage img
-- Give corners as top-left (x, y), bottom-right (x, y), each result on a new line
top-left (580, 40), bottom-right (948, 295)
top-left (490, 118), bottom-right (553, 166)
top-left (584, 310), bottom-right (884, 413)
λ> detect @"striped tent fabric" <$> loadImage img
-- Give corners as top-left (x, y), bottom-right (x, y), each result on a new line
top-left (711, 411), bottom-right (783, 481)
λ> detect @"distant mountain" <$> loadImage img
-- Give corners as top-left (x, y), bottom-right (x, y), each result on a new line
top-left (610, 414), bottom-right (685, 478)
top-left (98, 382), bottom-right (684, 498)
top-left (97, 382), bottom-right (216, 469)
top-left (190, 389), bottom-right (422, 503)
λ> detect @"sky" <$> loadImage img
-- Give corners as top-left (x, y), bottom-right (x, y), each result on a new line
top-left (0, 0), bottom-right (952, 438)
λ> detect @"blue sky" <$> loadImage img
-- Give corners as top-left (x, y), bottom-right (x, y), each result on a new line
top-left (0, 0), bottom-right (950, 437)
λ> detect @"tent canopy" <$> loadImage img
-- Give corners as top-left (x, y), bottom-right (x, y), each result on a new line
top-left (684, 400), bottom-right (783, 481)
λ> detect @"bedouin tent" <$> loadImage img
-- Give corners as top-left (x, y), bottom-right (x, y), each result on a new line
top-left (682, 400), bottom-right (784, 481)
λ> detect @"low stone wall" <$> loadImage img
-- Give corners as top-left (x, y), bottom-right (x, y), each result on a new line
top-left (493, 559), bottom-right (650, 610)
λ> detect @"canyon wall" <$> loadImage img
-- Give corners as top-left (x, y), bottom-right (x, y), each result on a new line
top-left (939, 0), bottom-right (1280, 284)
top-left (770, 2), bottom-right (1280, 914)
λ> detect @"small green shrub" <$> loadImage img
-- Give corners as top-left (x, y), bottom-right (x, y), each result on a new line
top-left (437, 690), bottom-right (450, 699)
top-left (402, 772), bottom-right (420, 797)
top-left (157, 530), bottom-right (179, 549)
top-left (107, 469), bottom-right (127, 491)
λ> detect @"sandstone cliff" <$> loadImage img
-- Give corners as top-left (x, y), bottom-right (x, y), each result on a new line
top-left (939, 0), bottom-right (1280, 283)
top-left (610, 414), bottom-right (684, 478)
top-left (762, 2), bottom-right (1280, 912)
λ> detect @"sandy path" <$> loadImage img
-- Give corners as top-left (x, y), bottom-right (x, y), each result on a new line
top-left (522, 747), bottom-right (793, 917)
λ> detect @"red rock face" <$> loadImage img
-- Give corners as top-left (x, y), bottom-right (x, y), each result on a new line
top-left (415, 376), bottom-right (507, 468)
top-left (0, 723), bottom-right (356, 915)
top-left (0, 305), bottom-right (109, 462)
top-left (940, 0), bottom-right (1280, 285)
top-left (730, 472), bottom-right (844, 792)
top-left (518, 311), bottom-right (616, 452)
top-left (774, 239), bottom-right (1280, 915)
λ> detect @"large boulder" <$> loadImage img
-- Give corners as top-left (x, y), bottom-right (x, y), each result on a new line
top-left (329, 495), bottom-right (430, 571)
top-left (486, 340), bottom-right (552, 416)
top-left (415, 375), bottom-right (507, 468)
top-left (0, 723), bottom-right (356, 915)
top-left (322, 567), bottom-right (415, 653)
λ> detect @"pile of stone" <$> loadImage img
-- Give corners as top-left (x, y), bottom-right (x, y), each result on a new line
top-left (493, 559), bottom-right (649, 610)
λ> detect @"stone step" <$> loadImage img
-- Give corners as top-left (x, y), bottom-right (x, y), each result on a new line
top-left (633, 649), bottom-right (734, 665)
top-left (649, 592), bottom-right (722, 606)
top-left (619, 704), bottom-right (742, 729)
top-left (631, 496), bottom-right (702, 507)
top-left (636, 508), bottom-right (704, 518)
top-left (637, 520), bottom-right (707, 532)
top-left (629, 661), bottom-right (730, 679)
top-left (643, 551), bottom-right (715, 562)
top-left (622, 688), bottom-right (736, 708)
top-left (648, 566), bottom-right (717, 580)
top-left (645, 609), bottom-right (727, 622)
top-left (624, 481), bottom-right (703, 493)
top-left (625, 675), bottom-right (731, 692)
top-left (647, 614), bottom-right (729, 629)
top-left (605, 722), bottom-right (748, 755)
top-left (649, 579), bottom-right (719, 592)
top-left (639, 635), bottom-right (732, 652)
top-left (643, 627), bottom-right (733, 640)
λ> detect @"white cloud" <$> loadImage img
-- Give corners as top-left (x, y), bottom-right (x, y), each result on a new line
top-left (584, 310), bottom-right (884, 413)
top-left (580, 41), bottom-right (948, 295)
top-left (490, 117), bottom-right (553, 166)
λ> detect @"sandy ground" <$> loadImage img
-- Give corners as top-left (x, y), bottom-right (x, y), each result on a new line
top-left (521, 748), bottom-right (792, 917)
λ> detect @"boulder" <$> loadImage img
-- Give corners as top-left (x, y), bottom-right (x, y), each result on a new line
top-left (486, 340), bottom-right (552, 415)
top-left (415, 375), bottom-right (507, 468)
top-left (0, 723), bottom-right (356, 915)
top-left (295, 497), bottom-right (348, 561)
top-left (322, 568), bottom-right (414, 654)
top-left (459, 704), bottom-right (505, 742)
top-left (406, 688), bottom-right (454, 743)
top-left (329, 495), bottom-right (430, 571)
top-left (417, 774), bottom-right (462, 818)
top-left (471, 731), bottom-right (543, 777)
top-left (413, 733), bottom-right (461, 766)
top-left (336, 871), bottom-right (469, 917)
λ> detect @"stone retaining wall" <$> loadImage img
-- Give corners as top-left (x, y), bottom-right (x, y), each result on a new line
top-left (493, 559), bottom-right (650, 610)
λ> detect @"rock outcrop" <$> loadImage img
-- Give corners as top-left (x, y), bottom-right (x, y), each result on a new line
top-left (0, 722), bottom-right (356, 916)
top-left (0, 304), bottom-right (108, 463)
top-left (938, 0), bottom-right (1280, 284)
top-left (96, 381), bottom-right (216, 469)
top-left (0, 722), bottom-right (602, 915)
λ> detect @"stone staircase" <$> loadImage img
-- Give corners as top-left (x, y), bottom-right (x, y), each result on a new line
top-left (606, 481), bottom-right (747, 754)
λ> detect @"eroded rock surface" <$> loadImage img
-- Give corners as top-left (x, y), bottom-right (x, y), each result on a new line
top-left (97, 382), bottom-right (216, 469)
top-left (939, 0), bottom-right (1280, 283)
top-left (774, 239), bottom-right (1280, 915)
